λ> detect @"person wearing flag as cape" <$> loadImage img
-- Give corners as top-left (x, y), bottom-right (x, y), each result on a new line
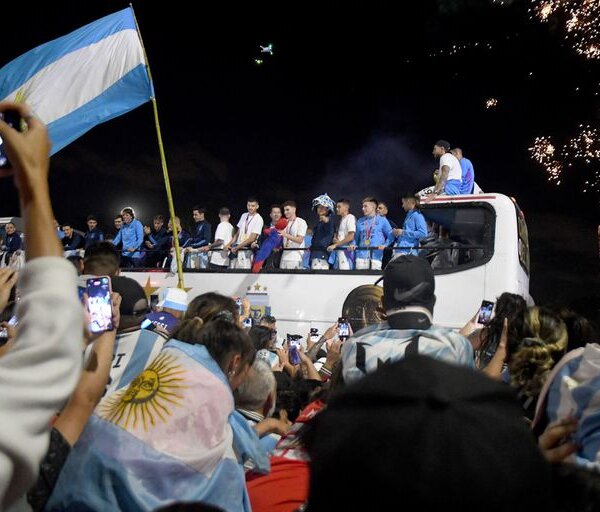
top-left (350, 196), bottom-right (393, 271)
top-left (252, 216), bottom-right (288, 273)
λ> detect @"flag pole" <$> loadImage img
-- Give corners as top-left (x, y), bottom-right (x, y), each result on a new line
top-left (130, 4), bottom-right (185, 289)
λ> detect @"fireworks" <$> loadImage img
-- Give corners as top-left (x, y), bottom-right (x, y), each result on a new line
top-left (530, 127), bottom-right (600, 189)
top-left (485, 97), bottom-right (499, 109)
top-left (531, 0), bottom-right (600, 59)
top-left (529, 136), bottom-right (564, 183)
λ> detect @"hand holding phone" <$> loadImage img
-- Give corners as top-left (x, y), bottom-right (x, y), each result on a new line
top-left (86, 276), bottom-right (114, 333)
top-left (477, 300), bottom-right (495, 326)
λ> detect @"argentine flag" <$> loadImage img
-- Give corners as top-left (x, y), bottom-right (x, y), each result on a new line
top-left (0, 7), bottom-right (153, 154)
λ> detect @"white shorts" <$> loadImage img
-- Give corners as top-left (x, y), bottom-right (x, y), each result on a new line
top-left (311, 259), bottom-right (329, 270)
top-left (336, 250), bottom-right (352, 270)
top-left (280, 259), bottom-right (303, 270)
top-left (355, 258), bottom-right (382, 270)
top-left (230, 250), bottom-right (252, 269)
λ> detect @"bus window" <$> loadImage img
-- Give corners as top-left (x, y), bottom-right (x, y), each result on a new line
top-left (419, 204), bottom-right (495, 274)
top-left (515, 206), bottom-right (530, 275)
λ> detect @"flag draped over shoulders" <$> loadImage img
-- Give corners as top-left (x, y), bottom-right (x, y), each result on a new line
top-left (45, 341), bottom-right (252, 512)
top-left (0, 7), bottom-right (153, 155)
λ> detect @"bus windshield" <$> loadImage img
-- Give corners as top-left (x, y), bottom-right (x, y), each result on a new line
top-left (419, 204), bottom-right (495, 274)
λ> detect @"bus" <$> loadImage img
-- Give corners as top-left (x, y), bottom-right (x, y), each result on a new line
top-left (123, 193), bottom-right (531, 336)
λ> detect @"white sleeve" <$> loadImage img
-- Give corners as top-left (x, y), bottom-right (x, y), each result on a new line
top-left (440, 153), bottom-right (452, 169)
top-left (0, 257), bottom-right (82, 509)
top-left (237, 214), bottom-right (245, 230)
top-left (347, 215), bottom-right (357, 233)
top-left (250, 215), bottom-right (264, 235)
top-left (214, 223), bottom-right (226, 240)
top-left (296, 218), bottom-right (308, 237)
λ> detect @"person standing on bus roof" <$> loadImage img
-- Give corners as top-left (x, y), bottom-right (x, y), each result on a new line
top-left (425, 140), bottom-right (462, 202)
top-left (451, 147), bottom-right (475, 195)
top-left (350, 197), bottom-right (393, 271)
top-left (390, 193), bottom-right (428, 258)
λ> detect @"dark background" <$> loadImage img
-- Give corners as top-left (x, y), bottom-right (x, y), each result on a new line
top-left (0, 0), bottom-right (598, 312)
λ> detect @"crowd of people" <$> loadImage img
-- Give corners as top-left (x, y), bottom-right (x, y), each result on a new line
top-left (2, 102), bottom-right (600, 512)
top-left (0, 140), bottom-right (478, 274)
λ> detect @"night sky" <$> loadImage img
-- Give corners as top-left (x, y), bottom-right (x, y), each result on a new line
top-left (0, 0), bottom-right (598, 310)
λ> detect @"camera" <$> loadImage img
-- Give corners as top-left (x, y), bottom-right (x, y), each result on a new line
top-left (0, 110), bottom-right (24, 169)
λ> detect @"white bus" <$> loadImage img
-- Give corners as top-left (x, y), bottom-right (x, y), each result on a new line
top-left (123, 193), bottom-right (531, 336)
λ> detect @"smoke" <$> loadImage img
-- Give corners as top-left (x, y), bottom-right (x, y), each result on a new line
top-left (309, 134), bottom-right (432, 210)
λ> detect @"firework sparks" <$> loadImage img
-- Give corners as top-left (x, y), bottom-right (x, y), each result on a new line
top-left (485, 97), bottom-right (499, 109)
top-left (531, 0), bottom-right (600, 59)
top-left (529, 136), bottom-right (564, 183)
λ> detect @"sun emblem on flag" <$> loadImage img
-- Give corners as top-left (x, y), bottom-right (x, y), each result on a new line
top-left (99, 352), bottom-right (186, 432)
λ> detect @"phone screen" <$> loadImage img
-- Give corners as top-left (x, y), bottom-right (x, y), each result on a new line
top-left (86, 276), bottom-right (113, 333)
top-left (289, 341), bottom-right (302, 365)
top-left (0, 110), bottom-right (23, 169)
top-left (236, 298), bottom-right (243, 316)
top-left (338, 318), bottom-right (350, 339)
top-left (477, 300), bottom-right (495, 326)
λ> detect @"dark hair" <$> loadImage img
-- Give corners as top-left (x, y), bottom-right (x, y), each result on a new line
top-left (337, 198), bottom-right (350, 207)
top-left (218, 207), bottom-right (230, 216)
top-left (173, 318), bottom-right (255, 371)
top-left (435, 139), bottom-right (451, 152)
top-left (182, 292), bottom-right (239, 325)
top-left (362, 196), bottom-right (378, 206)
top-left (86, 214), bottom-right (97, 222)
top-left (248, 325), bottom-right (274, 351)
top-left (153, 214), bottom-right (165, 223)
top-left (247, 197), bottom-right (259, 204)
top-left (551, 463), bottom-right (600, 512)
top-left (114, 214), bottom-right (123, 221)
top-left (62, 222), bottom-right (73, 229)
top-left (192, 206), bottom-right (206, 214)
top-left (83, 241), bottom-right (120, 276)
top-left (282, 200), bottom-right (297, 209)
top-left (260, 314), bottom-right (276, 325)
top-left (121, 208), bottom-right (134, 218)
top-left (270, 204), bottom-right (282, 213)
top-left (478, 292), bottom-right (528, 366)
top-left (555, 307), bottom-right (595, 352)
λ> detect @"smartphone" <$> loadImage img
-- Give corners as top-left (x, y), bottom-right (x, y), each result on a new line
top-left (309, 328), bottom-right (320, 343)
top-left (242, 316), bottom-right (252, 329)
top-left (235, 297), bottom-right (243, 316)
top-left (477, 300), bottom-right (495, 326)
top-left (0, 110), bottom-right (23, 169)
top-left (287, 334), bottom-right (303, 365)
top-left (338, 317), bottom-right (350, 340)
top-left (86, 276), bottom-right (114, 333)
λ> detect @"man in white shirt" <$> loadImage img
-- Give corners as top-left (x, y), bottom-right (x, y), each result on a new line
top-left (230, 197), bottom-right (264, 269)
top-left (209, 207), bottom-right (234, 270)
top-left (279, 200), bottom-right (308, 270)
top-left (426, 140), bottom-right (463, 202)
top-left (327, 198), bottom-right (356, 270)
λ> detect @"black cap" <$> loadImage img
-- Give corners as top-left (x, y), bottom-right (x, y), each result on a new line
top-left (305, 355), bottom-right (552, 511)
top-left (435, 139), bottom-right (451, 151)
top-left (110, 276), bottom-right (148, 316)
top-left (379, 255), bottom-right (435, 315)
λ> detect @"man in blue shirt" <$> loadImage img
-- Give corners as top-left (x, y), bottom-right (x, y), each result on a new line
top-left (1, 222), bottom-right (22, 266)
top-left (143, 214), bottom-right (169, 268)
top-left (351, 197), bottom-right (393, 271)
top-left (84, 215), bottom-right (104, 249)
top-left (451, 147), bottom-right (475, 195)
top-left (61, 223), bottom-right (84, 253)
top-left (112, 208), bottom-right (144, 268)
top-left (310, 194), bottom-right (336, 270)
top-left (183, 206), bottom-right (212, 269)
top-left (390, 193), bottom-right (428, 257)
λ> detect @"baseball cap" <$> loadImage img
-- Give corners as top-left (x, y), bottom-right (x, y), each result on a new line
top-left (305, 355), bottom-right (552, 511)
top-left (110, 276), bottom-right (148, 316)
top-left (157, 287), bottom-right (189, 312)
top-left (378, 255), bottom-right (435, 317)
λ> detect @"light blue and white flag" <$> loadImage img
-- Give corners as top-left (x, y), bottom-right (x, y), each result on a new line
top-left (0, 7), bottom-right (153, 154)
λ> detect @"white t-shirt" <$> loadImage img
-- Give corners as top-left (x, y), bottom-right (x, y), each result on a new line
top-left (236, 213), bottom-right (264, 246)
top-left (337, 213), bottom-right (357, 243)
top-left (282, 217), bottom-right (308, 262)
top-left (210, 221), bottom-right (234, 266)
top-left (439, 153), bottom-right (462, 182)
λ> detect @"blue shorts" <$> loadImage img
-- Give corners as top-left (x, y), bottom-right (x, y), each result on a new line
top-left (444, 179), bottom-right (462, 195)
